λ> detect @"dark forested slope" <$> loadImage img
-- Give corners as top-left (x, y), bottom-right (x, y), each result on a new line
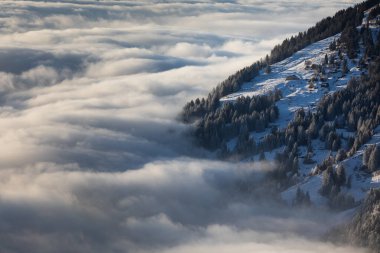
top-left (329, 188), bottom-right (380, 252)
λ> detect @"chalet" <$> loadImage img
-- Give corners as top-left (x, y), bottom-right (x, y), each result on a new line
top-left (310, 76), bottom-right (318, 82)
top-left (304, 60), bottom-right (312, 70)
top-left (312, 64), bottom-right (323, 74)
top-left (320, 75), bottom-right (328, 82)
top-left (311, 64), bottom-right (320, 70)
top-left (285, 75), bottom-right (300, 81)
top-left (369, 16), bottom-right (380, 26)
top-left (321, 82), bottom-right (329, 88)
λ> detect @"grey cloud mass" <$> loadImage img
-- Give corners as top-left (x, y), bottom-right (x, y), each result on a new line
top-left (0, 160), bottom-right (367, 253)
top-left (0, 0), bottom-right (366, 252)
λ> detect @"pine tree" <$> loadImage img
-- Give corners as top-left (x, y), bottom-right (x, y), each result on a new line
top-left (220, 141), bottom-right (229, 158)
top-left (307, 138), bottom-right (313, 153)
top-left (329, 40), bottom-right (336, 51)
top-left (329, 54), bottom-right (335, 65)
top-left (265, 64), bottom-right (271, 74)
top-left (368, 146), bottom-right (380, 172)
top-left (259, 151), bottom-right (266, 161)
top-left (294, 187), bottom-right (311, 207)
top-left (336, 164), bottom-right (346, 186)
top-left (305, 191), bottom-right (311, 205)
top-left (347, 175), bottom-right (352, 189)
top-left (363, 144), bottom-right (376, 166)
top-left (336, 149), bottom-right (346, 162)
top-left (303, 152), bottom-right (315, 164)
top-left (293, 156), bottom-right (299, 174)
top-left (342, 58), bottom-right (349, 75)
top-left (320, 167), bottom-right (334, 196)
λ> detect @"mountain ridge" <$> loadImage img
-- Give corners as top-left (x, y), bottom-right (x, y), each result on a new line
top-left (181, 1), bottom-right (380, 251)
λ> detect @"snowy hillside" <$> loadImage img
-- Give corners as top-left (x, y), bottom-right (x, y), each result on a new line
top-left (282, 125), bottom-right (380, 207)
top-left (220, 33), bottom-right (361, 128)
top-left (219, 20), bottom-right (380, 207)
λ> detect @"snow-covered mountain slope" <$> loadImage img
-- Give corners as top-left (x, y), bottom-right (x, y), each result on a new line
top-left (282, 125), bottom-right (380, 207)
top-left (220, 33), bottom-right (359, 128)
top-left (220, 22), bottom-right (380, 207)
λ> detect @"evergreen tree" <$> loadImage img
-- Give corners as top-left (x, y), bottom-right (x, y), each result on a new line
top-left (307, 138), bottom-right (313, 153)
top-left (320, 167), bottom-right (334, 196)
top-left (329, 40), bottom-right (337, 51)
top-left (265, 64), bottom-right (271, 74)
top-left (363, 144), bottom-right (376, 166)
top-left (259, 151), bottom-right (266, 161)
top-left (347, 175), bottom-right (352, 189)
top-left (303, 152), bottom-right (315, 164)
top-left (293, 156), bottom-right (299, 174)
top-left (342, 58), bottom-right (349, 75)
top-left (336, 164), bottom-right (346, 186)
top-left (336, 149), bottom-right (347, 162)
top-left (294, 187), bottom-right (311, 206)
top-left (368, 146), bottom-right (380, 172)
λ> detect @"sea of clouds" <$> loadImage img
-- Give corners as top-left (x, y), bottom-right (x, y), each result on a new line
top-left (0, 0), bottom-right (367, 252)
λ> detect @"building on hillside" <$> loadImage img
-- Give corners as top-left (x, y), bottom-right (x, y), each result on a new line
top-left (369, 15), bottom-right (380, 26)
top-left (285, 75), bottom-right (300, 81)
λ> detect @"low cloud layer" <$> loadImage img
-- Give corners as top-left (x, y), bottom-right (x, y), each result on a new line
top-left (0, 0), bottom-right (365, 252)
top-left (0, 159), bottom-right (367, 253)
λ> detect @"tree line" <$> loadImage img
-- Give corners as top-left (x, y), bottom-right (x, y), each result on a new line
top-left (181, 0), bottom-right (379, 124)
top-left (193, 89), bottom-right (282, 150)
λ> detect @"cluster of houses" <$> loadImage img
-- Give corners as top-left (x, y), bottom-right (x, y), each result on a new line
top-left (368, 15), bottom-right (380, 26)
top-left (283, 9), bottom-right (378, 97)
top-left (303, 56), bottom-right (340, 92)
